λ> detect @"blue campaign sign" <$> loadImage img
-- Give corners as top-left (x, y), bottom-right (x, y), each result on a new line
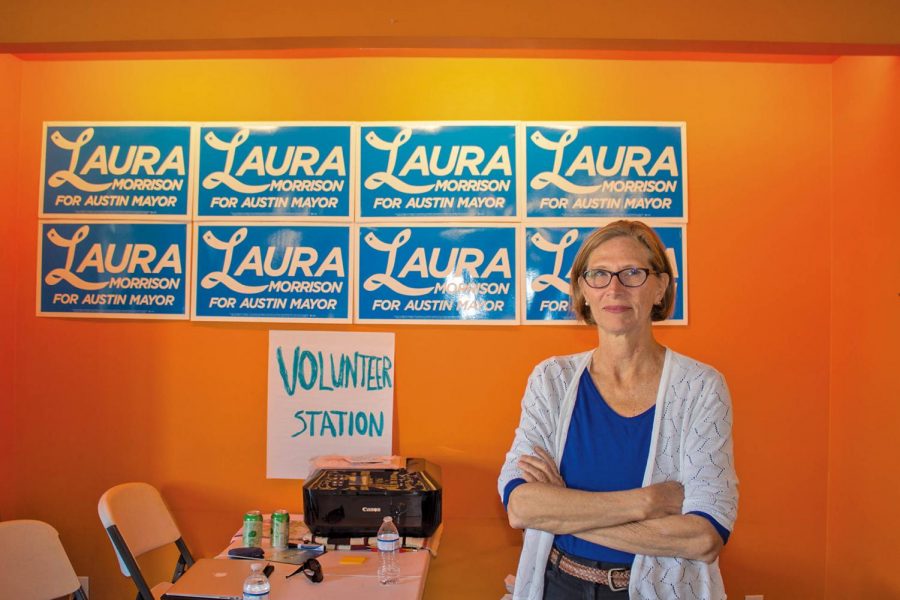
top-left (525, 123), bottom-right (686, 220)
top-left (41, 123), bottom-right (192, 218)
top-left (357, 225), bottom-right (518, 323)
top-left (524, 225), bottom-right (687, 324)
top-left (359, 123), bottom-right (517, 219)
top-left (524, 226), bottom-right (584, 322)
top-left (653, 226), bottom-right (686, 324)
top-left (197, 124), bottom-right (351, 219)
top-left (193, 224), bottom-right (350, 322)
top-left (38, 222), bottom-right (189, 318)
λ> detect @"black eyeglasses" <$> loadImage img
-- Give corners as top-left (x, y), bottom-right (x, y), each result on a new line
top-left (286, 557), bottom-right (324, 583)
top-left (581, 267), bottom-right (658, 289)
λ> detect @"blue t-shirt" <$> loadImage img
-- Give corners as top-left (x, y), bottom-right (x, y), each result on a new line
top-left (555, 369), bottom-right (656, 563)
top-left (503, 369), bottom-right (730, 563)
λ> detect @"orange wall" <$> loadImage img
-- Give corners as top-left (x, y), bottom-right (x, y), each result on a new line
top-left (0, 54), bottom-right (22, 521)
top-left (3, 0), bottom-right (900, 51)
top-left (826, 56), bottom-right (900, 598)
top-left (6, 55), bottom-right (834, 599)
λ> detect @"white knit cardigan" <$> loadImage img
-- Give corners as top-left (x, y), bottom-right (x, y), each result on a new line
top-left (498, 348), bottom-right (738, 600)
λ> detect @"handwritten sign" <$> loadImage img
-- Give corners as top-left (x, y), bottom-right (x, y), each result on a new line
top-left (359, 123), bottom-right (518, 219)
top-left (525, 123), bottom-right (686, 220)
top-left (193, 223), bottom-right (351, 322)
top-left (267, 331), bottom-right (395, 479)
top-left (41, 123), bottom-right (192, 218)
top-left (38, 221), bottom-right (190, 318)
top-left (356, 225), bottom-right (519, 323)
top-left (196, 124), bottom-right (352, 219)
top-left (524, 224), bottom-right (687, 324)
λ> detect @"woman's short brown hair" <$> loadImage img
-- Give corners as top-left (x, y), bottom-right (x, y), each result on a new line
top-left (569, 220), bottom-right (675, 324)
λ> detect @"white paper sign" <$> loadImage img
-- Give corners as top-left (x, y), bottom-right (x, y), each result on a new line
top-left (267, 331), bottom-right (395, 479)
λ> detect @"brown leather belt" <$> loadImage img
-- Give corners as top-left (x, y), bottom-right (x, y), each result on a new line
top-left (549, 547), bottom-right (630, 592)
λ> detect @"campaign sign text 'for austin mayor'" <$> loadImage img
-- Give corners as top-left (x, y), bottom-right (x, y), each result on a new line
top-left (526, 123), bottom-right (686, 220)
top-left (38, 222), bottom-right (190, 318)
top-left (525, 225), bottom-right (687, 324)
top-left (41, 123), bottom-right (192, 218)
top-left (197, 124), bottom-right (352, 219)
top-left (359, 123), bottom-right (517, 219)
top-left (357, 225), bottom-right (518, 323)
top-left (193, 224), bottom-right (351, 322)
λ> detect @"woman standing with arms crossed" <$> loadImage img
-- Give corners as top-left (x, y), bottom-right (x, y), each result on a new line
top-left (499, 220), bottom-right (738, 599)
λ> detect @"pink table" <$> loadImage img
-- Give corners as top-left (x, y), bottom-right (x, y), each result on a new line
top-left (217, 513), bottom-right (433, 600)
top-left (255, 552), bottom-right (429, 599)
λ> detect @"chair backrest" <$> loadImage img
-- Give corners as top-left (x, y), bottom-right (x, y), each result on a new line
top-left (98, 481), bottom-right (182, 574)
top-left (0, 519), bottom-right (87, 600)
top-left (98, 482), bottom-right (194, 600)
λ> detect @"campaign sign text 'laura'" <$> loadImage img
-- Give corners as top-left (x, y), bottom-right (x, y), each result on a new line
top-left (197, 125), bottom-right (351, 218)
top-left (39, 222), bottom-right (189, 317)
top-left (42, 124), bottom-right (192, 217)
top-left (525, 225), bottom-right (686, 324)
top-left (360, 124), bottom-right (517, 219)
top-left (194, 224), bottom-right (350, 321)
top-left (358, 225), bottom-right (517, 322)
top-left (526, 124), bottom-right (685, 219)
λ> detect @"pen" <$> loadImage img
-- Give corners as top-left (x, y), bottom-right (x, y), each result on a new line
top-left (287, 542), bottom-right (325, 550)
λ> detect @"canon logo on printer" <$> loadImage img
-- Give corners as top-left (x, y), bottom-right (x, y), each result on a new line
top-left (362, 507), bottom-right (382, 513)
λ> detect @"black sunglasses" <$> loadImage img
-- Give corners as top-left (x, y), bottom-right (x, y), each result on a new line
top-left (286, 557), bottom-right (324, 583)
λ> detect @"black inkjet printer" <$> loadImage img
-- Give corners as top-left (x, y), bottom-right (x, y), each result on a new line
top-left (303, 458), bottom-right (442, 538)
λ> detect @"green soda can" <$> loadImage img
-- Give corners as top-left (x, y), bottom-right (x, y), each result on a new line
top-left (271, 510), bottom-right (290, 549)
top-left (242, 510), bottom-right (263, 547)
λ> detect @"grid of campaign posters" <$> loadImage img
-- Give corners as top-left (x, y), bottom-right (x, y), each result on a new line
top-left (38, 121), bottom-right (688, 324)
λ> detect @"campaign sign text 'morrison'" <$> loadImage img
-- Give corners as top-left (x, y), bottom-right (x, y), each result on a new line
top-left (39, 222), bottom-right (189, 317)
top-left (197, 125), bottom-right (351, 218)
top-left (194, 224), bottom-right (350, 321)
top-left (42, 125), bottom-right (191, 217)
top-left (525, 124), bottom-right (685, 219)
top-left (357, 225), bottom-right (517, 322)
top-left (359, 124), bottom-right (517, 219)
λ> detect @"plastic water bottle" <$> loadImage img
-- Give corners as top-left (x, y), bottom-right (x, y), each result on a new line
top-left (377, 516), bottom-right (401, 584)
top-left (242, 562), bottom-right (270, 599)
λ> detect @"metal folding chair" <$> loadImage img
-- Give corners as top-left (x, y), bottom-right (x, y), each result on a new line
top-left (98, 482), bottom-right (195, 600)
top-left (0, 519), bottom-right (88, 600)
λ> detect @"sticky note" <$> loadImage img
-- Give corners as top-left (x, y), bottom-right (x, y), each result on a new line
top-left (340, 556), bottom-right (368, 565)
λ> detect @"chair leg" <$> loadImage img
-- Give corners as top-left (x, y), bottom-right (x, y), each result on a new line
top-left (172, 537), bottom-right (195, 582)
top-left (105, 525), bottom-right (155, 600)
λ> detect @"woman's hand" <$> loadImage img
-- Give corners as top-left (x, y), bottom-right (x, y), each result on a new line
top-left (517, 446), bottom-right (566, 487)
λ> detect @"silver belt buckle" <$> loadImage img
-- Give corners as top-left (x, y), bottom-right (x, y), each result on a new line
top-left (606, 567), bottom-right (628, 592)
